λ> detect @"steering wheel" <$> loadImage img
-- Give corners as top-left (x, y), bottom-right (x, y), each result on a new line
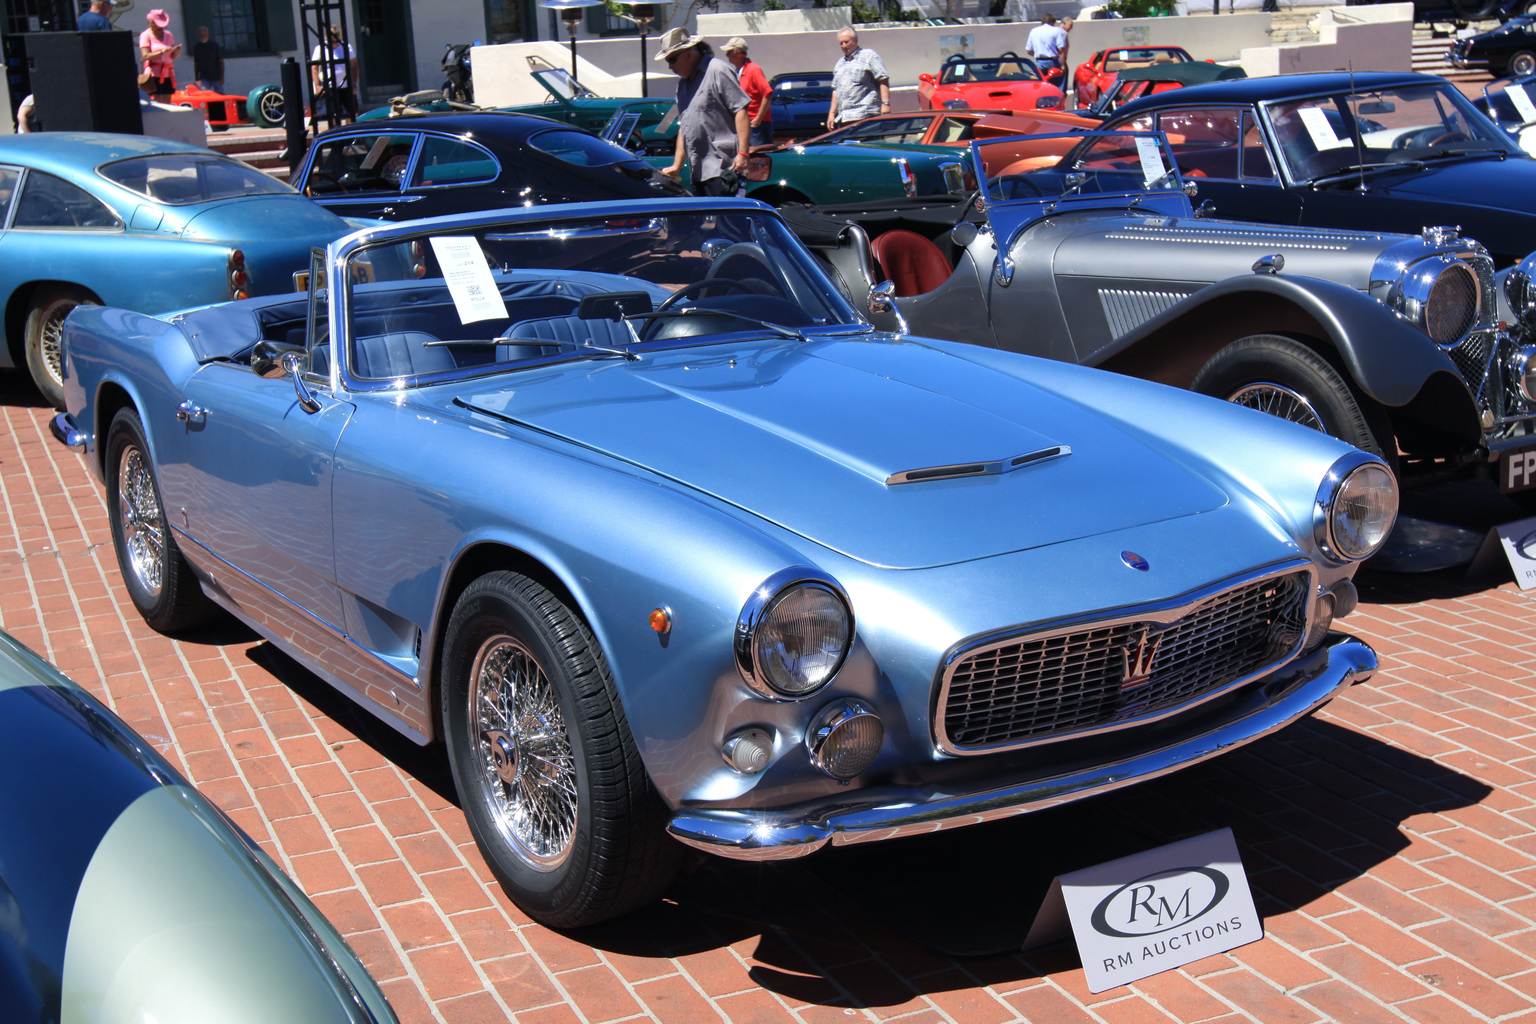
top-left (304, 170), bottom-right (349, 196)
top-left (654, 277), bottom-right (760, 313)
top-left (1427, 130), bottom-right (1473, 147)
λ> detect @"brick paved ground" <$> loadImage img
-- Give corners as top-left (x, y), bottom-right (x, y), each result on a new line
top-left (6, 374), bottom-right (1536, 1024)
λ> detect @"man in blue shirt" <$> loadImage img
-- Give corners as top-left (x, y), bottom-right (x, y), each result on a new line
top-left (77, 0), bottom-right (113, 31)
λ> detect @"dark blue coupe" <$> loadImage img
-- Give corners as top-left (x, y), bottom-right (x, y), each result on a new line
top-left (1099, 71), bottom-right (1536, 265)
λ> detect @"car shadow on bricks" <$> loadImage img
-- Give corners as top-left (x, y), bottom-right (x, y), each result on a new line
top-left (574, 718), bottom-right (1489, 1010)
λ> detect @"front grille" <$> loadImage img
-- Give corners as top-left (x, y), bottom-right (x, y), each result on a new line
top-left (938, 570), bottom-right (1310, 753)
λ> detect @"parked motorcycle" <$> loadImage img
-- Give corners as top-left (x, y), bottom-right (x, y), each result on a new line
top-left (442, 42), bottom-right (475, 103)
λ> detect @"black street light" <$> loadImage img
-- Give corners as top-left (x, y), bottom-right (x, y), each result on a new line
top-left (538, 0), bottom-right (604, 81)
top-left (608, 0), bottom-right (670, 97)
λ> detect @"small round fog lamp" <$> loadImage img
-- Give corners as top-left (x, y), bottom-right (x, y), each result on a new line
top-left (805, 699), bottom-right (883, 781)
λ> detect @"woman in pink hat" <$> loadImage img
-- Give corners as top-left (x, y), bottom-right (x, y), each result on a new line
top-left (139, 9), bottom-right (181, 99)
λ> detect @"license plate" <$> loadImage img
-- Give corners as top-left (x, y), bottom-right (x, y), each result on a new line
top-left (1499, 442), bottom-right (1536, 493)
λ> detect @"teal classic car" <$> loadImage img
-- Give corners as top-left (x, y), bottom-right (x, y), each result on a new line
top-left (650, 131), bottom-right (975, 205)
top-left (501, 57), bottom-right (678, 155)
top-left (0, 133), bottom-right (355, 407)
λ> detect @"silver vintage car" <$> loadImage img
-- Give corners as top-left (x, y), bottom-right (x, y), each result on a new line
top-left (791, 131), bottom-right (1536, 497)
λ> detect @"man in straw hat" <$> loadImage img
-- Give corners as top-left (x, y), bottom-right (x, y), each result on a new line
top-left (655, 28), bottom-right (750, 196)
top-left (724, 37), bottom-right (773, 148)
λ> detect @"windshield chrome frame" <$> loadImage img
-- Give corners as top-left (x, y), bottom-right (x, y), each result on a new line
top-left (321, 199), bottom-right (868, 395)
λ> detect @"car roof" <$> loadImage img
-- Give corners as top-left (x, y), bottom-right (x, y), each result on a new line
top-left (0, 131), bottom-right (214, 175)
top-left (1117, 62), bottom-right (1247, 85)
top-left (317, 110), bottom-right (572, 141)
top-left (772, 71), bottom-right (832, 82)
top-left (1112, 70), bottom-right (1436, 117)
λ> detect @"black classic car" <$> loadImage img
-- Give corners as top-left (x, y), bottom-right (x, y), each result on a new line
top-left (786, 131), bottom-right (1536, 500)
top-left (1451, 15), bottom-right (1536, 76)
top-left (1099, 71), bottom-right (1536, 266)
top-left (294, 111), bottom-right (686, 221)
top-left (1347, 0), bottom-right (1536, 23)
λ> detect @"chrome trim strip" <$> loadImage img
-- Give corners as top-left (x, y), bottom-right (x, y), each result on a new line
top-left (885, 445), bottom-right (1070, 485)
top-left (667, 633), bottom-right (1374, 861)
top-left (932, 559), bottom-right (1315, 756)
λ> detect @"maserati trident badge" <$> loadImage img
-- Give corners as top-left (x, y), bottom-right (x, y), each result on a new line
top-left (1120, 627), bottom-right (1165, 691)
top-left (1121, 551), bottom-right (1150, 571)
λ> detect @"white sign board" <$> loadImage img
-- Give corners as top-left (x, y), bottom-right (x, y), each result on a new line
top-left (428, 235), bottom-right (508, 324)
top-left (1048, 828), bottom-right (1262, 993)
top-left (1134, 136), bottom-right (1167, 188)
top-left (1469, 514), bottom-right (1536, 590)
top-left (1298, 106), bottom-right (1349, 151)
top-left (1510, 84), bottom-right (1536, 126)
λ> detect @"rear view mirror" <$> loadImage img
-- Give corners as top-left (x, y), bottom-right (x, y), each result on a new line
top-left (1357, 100), bottom-right (1395, 115)
top-left (578, 291), bottom-right (653, 321)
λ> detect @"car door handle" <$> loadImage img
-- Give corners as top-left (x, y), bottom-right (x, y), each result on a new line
top-left (175, 400), bottom-right (206, 424)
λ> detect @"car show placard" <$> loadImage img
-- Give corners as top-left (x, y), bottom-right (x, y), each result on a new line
top-left (1026, 828), bottom-right (1262, 992)
top-left (1468, 515), bottom-right (1536, 590)
top-left (429, 235), bottom-right (509, 323)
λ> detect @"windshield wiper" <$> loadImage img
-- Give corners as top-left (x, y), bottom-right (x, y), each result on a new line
top-left (1305, 161), bottom-right (1422, 186)
top-left (624, 307), bottom-right (809, 342)
top-left (1421, 145), bottom-right (1507, 162)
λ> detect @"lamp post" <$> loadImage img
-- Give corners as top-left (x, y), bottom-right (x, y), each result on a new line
top-left (537, 0), bottom-right (604, 81)
top-left (608, 0), bottom-right (670, 97)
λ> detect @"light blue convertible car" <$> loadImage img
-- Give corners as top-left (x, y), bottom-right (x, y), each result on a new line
top-left (53, 198), bottom-right (1393, 928)
top-left (0, 133), bottom-right (355, 406)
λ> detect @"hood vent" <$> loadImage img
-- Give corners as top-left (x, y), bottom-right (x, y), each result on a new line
top-left (1099, 288), bottom-right (1192, 340)
top-left (886, 445), bottom-right (1070, 485)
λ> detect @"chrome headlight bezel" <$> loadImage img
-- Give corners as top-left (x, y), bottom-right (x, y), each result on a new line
top-left (1505, 250), bottom-right (1536, 331)
top-left (735, 567), bottom-right (854, 700)
top-left (1397, 254), bottom-right (1480, 346)
top-left (1313, 451), bottom-right (1400, 563)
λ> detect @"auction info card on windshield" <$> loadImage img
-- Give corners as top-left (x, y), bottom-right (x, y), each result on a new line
top-left (429, 235), bottom-right (508, 323)
top-left (1060, 828), bottom-right (1260, 992)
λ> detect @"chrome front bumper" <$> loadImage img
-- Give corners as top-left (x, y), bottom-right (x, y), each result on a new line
top-left (667, 633), bottom-right (1375, 861)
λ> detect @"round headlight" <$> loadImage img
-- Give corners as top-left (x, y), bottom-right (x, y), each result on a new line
top-left (1397, 256), bottom-right (1478, 346)
top-left (1315, 454), bottom-right (1399, 562)
top-left (1506, 251), bottom-right (1536, 330)
top-left (736, 568), bottom-right (853, 699)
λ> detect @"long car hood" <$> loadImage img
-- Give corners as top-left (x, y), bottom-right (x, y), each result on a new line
top-left (1371, 155), bottom-right (1536, 207)
top-left (179, 195), bottom-right (350, 243)
top-left (1045, 212), bottom-right (1403, 290)
top-left (457, 338), bottom-right (1228, 568)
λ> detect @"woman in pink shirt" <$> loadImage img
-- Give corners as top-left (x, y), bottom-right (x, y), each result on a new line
top-left (139, 9), bottom-right (181, 99)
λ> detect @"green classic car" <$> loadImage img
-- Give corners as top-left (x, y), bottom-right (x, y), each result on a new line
top-left (647, 136), bottom-right (975, 205)
top-left (502, 56), bottom-right (677, 155)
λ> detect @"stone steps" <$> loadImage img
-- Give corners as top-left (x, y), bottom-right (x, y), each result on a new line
top-left (204, 126), bottom-right (292, 181)
top-left (1413, 21), bottom-right (1495, 83)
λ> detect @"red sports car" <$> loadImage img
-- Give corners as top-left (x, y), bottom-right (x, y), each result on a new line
top-left (917, 53), bottom-right (1065, 113)
top-left (170, 82), bottom-right (286, 130)
top-left (1073, 46), bottom-right (1194, 107)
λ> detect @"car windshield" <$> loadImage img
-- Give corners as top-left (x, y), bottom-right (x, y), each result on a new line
top-left (1098, 48), bottom-right (1191, 72)
top-left (940, 56), bottom-right (1042, 85)
top-left (535, 68), bottom-right (600, 102)
top-left (1261, 82), bottom-right (1519, 182)
top-left (337, 208), bottom-right (865, 383)
top-left (978, 130), bottom-right (1183, 202)
top-left (99, 153), bottom-right (294, 204)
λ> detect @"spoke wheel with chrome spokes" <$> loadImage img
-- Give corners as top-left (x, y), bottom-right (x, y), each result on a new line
top-left (1191, 333), bottom-right (1393, 461)
top-left (105, 409), bottom-right (214, 632)
top-left (442, 571), bottom-right (681, 928)
top-left (24, 285), bottom-right (96, 409)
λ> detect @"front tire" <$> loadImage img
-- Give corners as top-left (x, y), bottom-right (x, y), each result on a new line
top-left (1191, 334), bottom-right (1393, 458)
top-left (105, 409), bottom-right (215, 632)
top-left (441, 572), bottom-right (680, 928)
top-left (24, 285), bottom-right (95, 409)
top-left (248, 84), bottom-right (284, 127)
top-left (1511, 49), bottom-right (1536, 77)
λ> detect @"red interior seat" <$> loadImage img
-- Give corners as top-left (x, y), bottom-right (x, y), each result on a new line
top-left (870, 230), bottom-right (952, 297)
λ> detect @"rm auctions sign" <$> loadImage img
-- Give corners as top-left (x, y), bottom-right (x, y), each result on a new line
top-left (1057, 828), bottom-right (1261, 992)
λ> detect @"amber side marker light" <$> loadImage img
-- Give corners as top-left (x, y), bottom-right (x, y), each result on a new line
top-left (649, 607), bottom-right (672, 634)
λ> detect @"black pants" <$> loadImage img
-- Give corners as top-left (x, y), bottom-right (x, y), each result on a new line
top-left (694, 170), bottom-right (740, 197)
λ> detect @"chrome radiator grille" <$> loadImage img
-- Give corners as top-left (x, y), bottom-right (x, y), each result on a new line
top-left (938, 571), bottom-right (1310, 753)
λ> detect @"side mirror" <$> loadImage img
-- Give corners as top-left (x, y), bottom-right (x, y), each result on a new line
top-left (951, 221), bottom-right (978, 247)
top-left (251, 340), bottom-right (301, 379)
top-left (868, 280), bottom-right (908, 334)
top-left (282, 351), bottom-right (322, 414)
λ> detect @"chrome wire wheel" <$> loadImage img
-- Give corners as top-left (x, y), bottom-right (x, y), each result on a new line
top-left (470, 634), bottom-right (578, 870)
top-left (1228, 381), bottom-right (1326, 433)
top-left (38, 303), bottom-right (69, 392)
top-left (116, 443), bottom-right (166, 599)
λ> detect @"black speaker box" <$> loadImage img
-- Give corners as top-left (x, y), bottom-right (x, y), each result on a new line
top-left (26, 31), bottom-right (143, 134)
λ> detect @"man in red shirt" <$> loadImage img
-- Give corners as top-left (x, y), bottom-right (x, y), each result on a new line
top-left (725, 37), bottom-right (773, 147)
